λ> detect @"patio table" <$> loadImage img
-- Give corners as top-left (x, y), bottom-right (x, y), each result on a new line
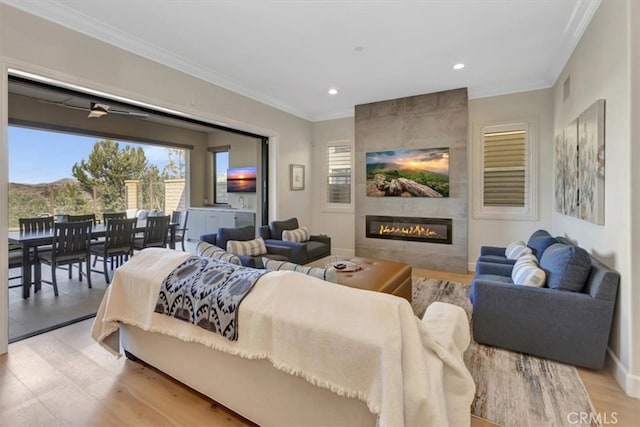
top-left (8, 221), bottom-right (177, 298)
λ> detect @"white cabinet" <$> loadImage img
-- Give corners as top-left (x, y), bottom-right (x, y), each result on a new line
top-left (187, 208), bottom-right (256, 241)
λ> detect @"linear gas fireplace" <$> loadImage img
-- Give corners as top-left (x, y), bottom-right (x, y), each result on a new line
top-left (366, 215), bottom-right (452, 244)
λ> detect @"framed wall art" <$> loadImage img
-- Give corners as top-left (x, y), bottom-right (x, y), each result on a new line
top-left (290, 164), bottom-right (305, 191)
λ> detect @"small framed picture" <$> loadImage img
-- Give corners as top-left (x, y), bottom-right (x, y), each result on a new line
top-left (290, 164), bottom-right (305, 191)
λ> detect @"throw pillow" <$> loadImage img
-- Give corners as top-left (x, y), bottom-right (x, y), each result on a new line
top-left (505, 241), bottom-right (533, 260)
top-left (282, 226), bottom-right (310, 243)
top-left (196, 241), bottom-right (241, 265)
top-left (539, 243), bottom-right (592, 292)
top-left (262, 258), bottom-right (338, 283)
top-left (511, 257), bottom-right (546, 287)
top-left (227, 237), bottom-right (268, 257)
top-left (527, 235), bottom-right (558, 258)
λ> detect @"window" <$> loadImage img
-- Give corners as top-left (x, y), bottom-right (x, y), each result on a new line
top-left (473, 121), bottom-right (537, 220)
top-left (212, 149), bottom-right (229, 204)
top-left (326, 141), bottom-right (352, 205)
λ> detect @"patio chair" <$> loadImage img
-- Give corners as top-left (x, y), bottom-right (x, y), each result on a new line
top-left (19, 216), bottom-right (55, 286)
top-left (102, 212), bottom-right (127, 224)
top-left (133, 215), bottom-right (170, 250)
top-left (37, 220), bottom-right (93, 296)
top-left (170, 210), bottom-right (189, 251)
top-left (91, 218), bottom-right (136, 283)
top-left (67, 213), bottom-right (97, 225)
top-left (8, 242), bottom-right (23, 289)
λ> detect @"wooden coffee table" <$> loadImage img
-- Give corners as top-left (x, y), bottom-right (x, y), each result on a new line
top-left (306, 256), bottom-right (412, 302)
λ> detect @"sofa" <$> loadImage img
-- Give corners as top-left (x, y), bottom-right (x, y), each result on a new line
top-left (92, 248), bottom-right (476, 426)
top-left (200, 225), bottom-right (290, 268)
top-left (259, 217), bottom-right (331, 264)
top-left (470, 230), bottom-right (620, 369)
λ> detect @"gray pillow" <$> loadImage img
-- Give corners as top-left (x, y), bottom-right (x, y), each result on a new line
top-left (196, 241), bottom-right (241, 265)
top-left (269, 217), bottom-right (299, 240)
top-left (262, 258), bottom-right (337, 283)
top-left (539, 243), bottom-right (592, 292)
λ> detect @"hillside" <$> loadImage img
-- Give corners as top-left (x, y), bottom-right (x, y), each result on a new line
top-left (8, 178), bottom-right (93, 229)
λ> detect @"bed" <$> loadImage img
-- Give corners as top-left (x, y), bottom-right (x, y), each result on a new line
top-left (92, 248), bottom-right (475, 426)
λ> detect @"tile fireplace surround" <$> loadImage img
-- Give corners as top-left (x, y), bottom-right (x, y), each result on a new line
top-left (355, 88), bottom-right (468, 273)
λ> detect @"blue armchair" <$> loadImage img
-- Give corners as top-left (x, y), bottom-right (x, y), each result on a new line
top-left (258, 217), bottom-right (331, 265)
top-left (471, 239), bottom-right (620, 370)
top-left (200, 225), bottom-right (290, 268)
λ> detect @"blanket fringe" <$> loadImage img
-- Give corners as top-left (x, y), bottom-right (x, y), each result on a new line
top-left (103, 314), bottom-right (381, 416)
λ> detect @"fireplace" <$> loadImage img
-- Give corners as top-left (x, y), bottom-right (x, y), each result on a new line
top-left (366, 215), bottom-right (452, 244)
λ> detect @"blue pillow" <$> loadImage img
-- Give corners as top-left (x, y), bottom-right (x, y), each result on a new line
top-left (527, 229), bottom-right (551, 245)
top-left (539, 243), bottom-right (592, 292)
top-left (527, 235), bottom-right (558, 258)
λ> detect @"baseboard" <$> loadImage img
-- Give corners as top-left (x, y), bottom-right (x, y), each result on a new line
top-left (607, 348), bottom-right (640, 398)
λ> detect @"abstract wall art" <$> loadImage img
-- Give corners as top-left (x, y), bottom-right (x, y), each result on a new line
top-left (578, 99), bottom-right (606, 225)
top-left (554, 99), bottom-right (605, 225)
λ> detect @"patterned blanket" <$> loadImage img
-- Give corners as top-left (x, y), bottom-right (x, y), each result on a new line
top-left (154, 256), bottom-right (266, 340)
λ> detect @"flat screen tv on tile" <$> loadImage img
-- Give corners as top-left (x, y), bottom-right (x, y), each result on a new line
top-left (366, 147), bottom-right (449, 197)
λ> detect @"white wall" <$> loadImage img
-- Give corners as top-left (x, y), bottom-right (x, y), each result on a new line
top-left (551, 0), bottom-right (637, 397)
top-left (0, 4), bottom-right (313, 353)
top-left (467, 89), bottom-right (555, 268)
top-left (629, 0), bottom-right (640, 397)
top-left (311, 117), bottom-right (355, 256)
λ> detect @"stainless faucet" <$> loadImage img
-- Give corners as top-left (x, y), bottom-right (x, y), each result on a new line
top-left (238, 196), bottom-right (246, 209)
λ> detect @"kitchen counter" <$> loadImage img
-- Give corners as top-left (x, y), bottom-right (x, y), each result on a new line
top-left (187, 207), bottom-right (256, 241)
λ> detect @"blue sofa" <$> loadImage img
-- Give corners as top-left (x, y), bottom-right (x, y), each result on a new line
top-left (471, 231), bottom-right (619, 369)
top-left (200, 225), bottom-right (290, 268)
top-left (259, 217), bottom-right (331, 265)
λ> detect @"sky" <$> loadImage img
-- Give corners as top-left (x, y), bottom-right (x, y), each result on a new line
top-left (8, 126), bottom-right (173, 184)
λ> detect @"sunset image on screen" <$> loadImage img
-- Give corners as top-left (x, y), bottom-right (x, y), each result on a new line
top-left (227, 166), bottom-right (257, 193)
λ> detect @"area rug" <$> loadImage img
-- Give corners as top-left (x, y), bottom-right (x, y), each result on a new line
top-left (412, 277), bottom-right (598, 427)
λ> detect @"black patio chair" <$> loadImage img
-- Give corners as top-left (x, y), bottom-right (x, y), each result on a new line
top-left (18, 216), bottom-right (55, 287)
top-left (102, 212), bottom-right (127, 224)
top-left (37, 220), bottom-right (93, 296)
top-left (91, 218), bottom-right (136, 283)
top-left (170, 210), bottom-right (189, 251)
top-left (133, 215), bottom-right (170, 250)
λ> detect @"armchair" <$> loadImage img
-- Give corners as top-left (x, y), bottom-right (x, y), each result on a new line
top-left (259, 217), bottom-right (331, 265)
top-left (200, 225), bottom-right (290, 268)
top-left (471, 245), bottom-right (619, 370)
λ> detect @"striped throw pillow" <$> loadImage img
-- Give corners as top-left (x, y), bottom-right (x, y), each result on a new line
top-left (196, 241), bottom-right (241, 265)
top-left (505, 241), bottom-right (533, 260)
top-left (262, 258), bottom-right (338, 283)
top-left (227, 237), bottom-right (267, 256)
top-left (282, 226), bottom-right (310, 243)
top-left (511, 257), bottom-right (546, 287)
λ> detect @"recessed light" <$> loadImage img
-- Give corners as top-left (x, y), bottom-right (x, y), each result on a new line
top-left (453, 63), bottom-right (465, 70)
top-left (328, 88), bottom-right (338, 95)
top-left (355, 46), bottom-right (365, 52)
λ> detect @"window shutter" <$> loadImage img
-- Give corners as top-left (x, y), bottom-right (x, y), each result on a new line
top-left (327, 144), bottom-right (351, 204)
top-left (483, 130), bottom-right (526, 207)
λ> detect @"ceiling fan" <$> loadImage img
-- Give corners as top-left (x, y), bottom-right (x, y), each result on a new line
top-left (39, 99), bottom-right (149, 119)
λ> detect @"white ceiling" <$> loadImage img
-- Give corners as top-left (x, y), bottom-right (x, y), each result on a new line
top-left (3, 0), bottom-right (601, 122)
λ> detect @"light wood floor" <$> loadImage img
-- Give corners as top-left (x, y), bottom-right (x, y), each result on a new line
top-left (0, 268), bottom-right (637, 426)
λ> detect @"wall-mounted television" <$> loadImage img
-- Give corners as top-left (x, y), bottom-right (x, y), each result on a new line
top-left (227, 166), bottom-right (257, 193)
top-left (366, 147), bottom-right (449, 197)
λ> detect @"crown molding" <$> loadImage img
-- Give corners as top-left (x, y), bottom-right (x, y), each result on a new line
top-left (1, 0), bottom-right (314, 121)
top-left (545, 0), bottom-right (602, 85)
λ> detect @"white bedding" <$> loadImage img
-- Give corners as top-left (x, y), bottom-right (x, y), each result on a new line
top-left (92, 248), bottom-right (475, 426)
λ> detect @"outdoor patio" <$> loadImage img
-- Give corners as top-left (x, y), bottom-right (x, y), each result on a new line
top-left (7, 241), bottom-right (196, 343)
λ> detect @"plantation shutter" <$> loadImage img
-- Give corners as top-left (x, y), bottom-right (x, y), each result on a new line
top-left (327, 144), bottom-right (351, 204)
top-left (483, 130), bottom-right (526, 207)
